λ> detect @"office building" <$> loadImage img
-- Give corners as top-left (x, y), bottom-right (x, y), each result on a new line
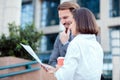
top-left (0, 0), bottom-right (120, 80)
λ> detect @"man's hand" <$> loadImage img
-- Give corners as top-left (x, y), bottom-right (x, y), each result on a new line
top-left (59, 29), bottom-right (70, 45)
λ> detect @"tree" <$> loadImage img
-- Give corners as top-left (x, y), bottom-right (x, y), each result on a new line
top-left (0, 22), bottom-right (43, 60)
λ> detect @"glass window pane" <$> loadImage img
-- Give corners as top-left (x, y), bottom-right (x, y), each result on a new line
top-left (77, 0), bottom-right (100, 19)
top-left (40, 33), bottom-right (58, 53)
top-left (21, 1), bottom-right (34, 28)
top-left (41, 0), bottom-right (60, 27)
top-left (109, 0), bottom-right (120, 17)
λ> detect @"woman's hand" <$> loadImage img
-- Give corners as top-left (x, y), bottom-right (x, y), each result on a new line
top-left (47, 67), bottom-right (57, 73)
top-left (47, 64), bottom-right (62, 74)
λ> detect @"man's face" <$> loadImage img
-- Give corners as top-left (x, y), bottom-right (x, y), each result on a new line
top-left (58, 9), bottom-right (73, 29)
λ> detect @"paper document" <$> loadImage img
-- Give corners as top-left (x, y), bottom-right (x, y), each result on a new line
top-left (20, 43), bottom-right (48, 71)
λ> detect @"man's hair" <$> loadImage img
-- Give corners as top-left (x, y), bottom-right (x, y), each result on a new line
top-left (58, 1), bottom-right (80, 12)
top-left (72, 8), bottom-right (99, 35)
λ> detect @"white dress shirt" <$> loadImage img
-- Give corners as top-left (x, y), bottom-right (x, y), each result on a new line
top-left (55, 34), bottom-right (103, 80)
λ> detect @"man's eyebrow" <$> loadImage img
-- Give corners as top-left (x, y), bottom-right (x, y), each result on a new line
top-left (59, 16), bottom-right (68, 19)
top-left (63, 16), bottom-right (68, 18)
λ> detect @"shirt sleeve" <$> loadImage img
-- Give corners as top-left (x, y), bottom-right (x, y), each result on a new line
top-left (55, 42), bottom-right (81, 80)
top-left (49, 35), bottom-right (70, 67)
top-left (48, 36), bottom-right (60, 67)
top-left (61, 41), bottom-right (69, 53)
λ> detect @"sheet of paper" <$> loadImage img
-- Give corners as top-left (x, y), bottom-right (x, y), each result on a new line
top-left (20, 43), bottom-right (48, 70)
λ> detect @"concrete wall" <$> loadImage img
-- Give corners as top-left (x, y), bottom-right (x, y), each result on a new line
top-left (0, 0), bottom-right (21, 36)
top-left (0, 57), bottom-right (56, 80)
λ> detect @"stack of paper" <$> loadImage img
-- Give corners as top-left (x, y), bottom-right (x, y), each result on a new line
top-left (20, 43), bottom-right (48, 71)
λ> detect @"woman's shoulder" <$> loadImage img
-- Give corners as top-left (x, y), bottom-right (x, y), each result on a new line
top-left (71, 34), bottom-right (83, 42)
top-left (69, 35), bottom-right (82, 46)
top-left (70, 34), bottom-right (96, 45)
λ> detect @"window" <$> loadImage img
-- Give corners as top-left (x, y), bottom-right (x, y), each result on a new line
top-left (40, 33), bottom-right (58, 53)
top-left (77, 0), bottom-right (100, 19)
top-left (103, 52), bottom-right (112, 80)
top-left (41, 0), bottom-right (60, 27)
top-left (109, 0), bottom-right (120, 17)
top-left (21, 0), bottom-right (34, 28)
top-left (110, 26), bottom-right (120, 55)
top-left (105, 26), bottom-right (120, 80)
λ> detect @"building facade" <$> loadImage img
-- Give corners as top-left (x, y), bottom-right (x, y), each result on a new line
top-left (0, 0), bottom-right (120, 80)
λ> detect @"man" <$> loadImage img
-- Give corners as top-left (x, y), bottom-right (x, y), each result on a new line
top-left (48, 2), bottom-right (80, 67)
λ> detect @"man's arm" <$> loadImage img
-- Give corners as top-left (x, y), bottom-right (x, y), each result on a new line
top-left (48, 36), bottom-right (60, 67)
top-left (49, 32), bottom-right (71, 67)
top-left (58, 30), bottom-right (71, 56)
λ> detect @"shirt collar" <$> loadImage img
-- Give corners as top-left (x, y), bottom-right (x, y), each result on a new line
top-left (77, 34), bottom-right (96, 40)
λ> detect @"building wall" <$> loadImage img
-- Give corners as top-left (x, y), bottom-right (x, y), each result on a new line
top-left (100, 0), bottom-right (120, 80)
top-left (0, 0), bottom-right (21, 36)
top-left (39, 0), bottom-right (120, 80)
top-left (0, 57), bottom-right (56, 80)
top-left (0, 0), bottom-right (120, 80)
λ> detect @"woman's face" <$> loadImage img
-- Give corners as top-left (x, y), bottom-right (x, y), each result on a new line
top-left (69, 18), bottom-right (78, 36)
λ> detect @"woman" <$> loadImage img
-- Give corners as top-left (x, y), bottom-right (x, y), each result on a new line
top-left (48, 8), bottom-right (103, 80)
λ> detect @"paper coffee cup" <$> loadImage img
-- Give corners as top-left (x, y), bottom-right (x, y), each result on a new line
top-left (57, 57), bottom-right (64, 66)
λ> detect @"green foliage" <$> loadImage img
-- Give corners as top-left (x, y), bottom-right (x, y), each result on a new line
top-left (0, 22), bottom-right (43, 60)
